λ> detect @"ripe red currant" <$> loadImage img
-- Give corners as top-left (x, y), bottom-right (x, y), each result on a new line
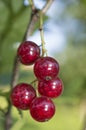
top-left (38, 77), bottom-right (63, 98)
top-left (34, 56), bottom-right (59, 81)
top-left (10, 83), bottom-right (36, 110)
top-left (30, 96), bottom-right (55, 122)
top-left (17, 41), bottom-right (40, 65)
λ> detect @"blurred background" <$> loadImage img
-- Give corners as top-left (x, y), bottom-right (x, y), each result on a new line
top-left (0, 0), bottom-right (86, 130)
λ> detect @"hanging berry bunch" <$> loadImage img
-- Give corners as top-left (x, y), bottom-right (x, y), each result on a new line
top-left (10, 0), bottom-right (64, 122)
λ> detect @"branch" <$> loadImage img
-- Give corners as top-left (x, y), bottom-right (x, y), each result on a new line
top-left (42, 0), bottom-right (54, 14)
top-left (23, 9), bottom-right (39, 40)
top-left (5, 109), bottom-right (12, 130)
top-left (4, 100), bottom-right (12, 130)
top-left (11, 56), bottom-right (20, 88)
top-left (29, 0), bottom-right (35, 11)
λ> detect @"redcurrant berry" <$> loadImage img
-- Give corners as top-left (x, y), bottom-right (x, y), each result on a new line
top-left (30, 96), bottom-right (55, 122)
top-left (38, 77), bottom-right (63, 98)
top-left (10, 83), bottom-right (36, 110)
top-left (17, 41), bottom-right (40, 65)
top-left (34, 56), bottom-right (59, 81)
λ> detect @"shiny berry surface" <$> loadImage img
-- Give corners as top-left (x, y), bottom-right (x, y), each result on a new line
top-left (17, 41), bottom-right (40, 65)
top-left (34, 57), bottom-right (59, 81)
top-left (10, 83), bottom-right (36, 110)
top-left (38, 77), bottom-right (63, 98)
top-left (30, 96), bottom-right (55, 122)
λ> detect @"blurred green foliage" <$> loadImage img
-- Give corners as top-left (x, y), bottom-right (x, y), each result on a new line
top-left (55, 0), bottom-right (86, 100)
top-left (0, 0), bottom-right (31, 73)
top-left (57, 46), bottom-right (86, 99)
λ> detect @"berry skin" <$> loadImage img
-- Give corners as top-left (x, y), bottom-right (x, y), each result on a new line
top-left (38, 77), bottom-right (63, 98)
top-left (30, 96), bottom-right (55, 122)
top-left (17, 41), bottom-right (40, 65)
top-left (10, 83), bottom-right (36, 110)
top-left (34, 56), bottom-right (59, 81)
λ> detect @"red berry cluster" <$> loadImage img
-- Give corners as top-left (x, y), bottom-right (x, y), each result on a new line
top-left (10, 41), bottom-right (63, 122)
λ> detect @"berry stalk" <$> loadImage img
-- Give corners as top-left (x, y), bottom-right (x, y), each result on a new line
top-left (39, 11), bottom-right (47, 56)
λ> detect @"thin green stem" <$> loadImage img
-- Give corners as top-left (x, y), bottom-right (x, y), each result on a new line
top-left (30, 79), bottom-right (38, 84)
top-left (39, 11), bottom-right (47, 56)
top-left (42, 0), bottom-right (54, 14)
top-left (29, 0), bottom-right (35, 11)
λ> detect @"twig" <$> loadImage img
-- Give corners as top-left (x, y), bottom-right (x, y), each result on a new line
top-left (29, 0), bottom-right (35, 11)
top-left (22, 9), bottom-right (39, 41)
top-left (30, 79), bottom-right (38, 84)
top-left (11, 56), bottom-right (20, 88)
top-left (42, 0), bottom-right (54, 14)
top-left (4, 101), bottom-right (12, 130)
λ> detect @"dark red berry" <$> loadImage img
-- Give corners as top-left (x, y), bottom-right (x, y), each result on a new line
top-left (30, 96), bottom-right (55, 122)
top-left (38, 77), bottom-right (63, 98)
top-left (17, 41), bottom-right (40, 65)
top-left (10, 83), bottom-right (36, 110)
top-left (34, 56), bottom-right (59, 81)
